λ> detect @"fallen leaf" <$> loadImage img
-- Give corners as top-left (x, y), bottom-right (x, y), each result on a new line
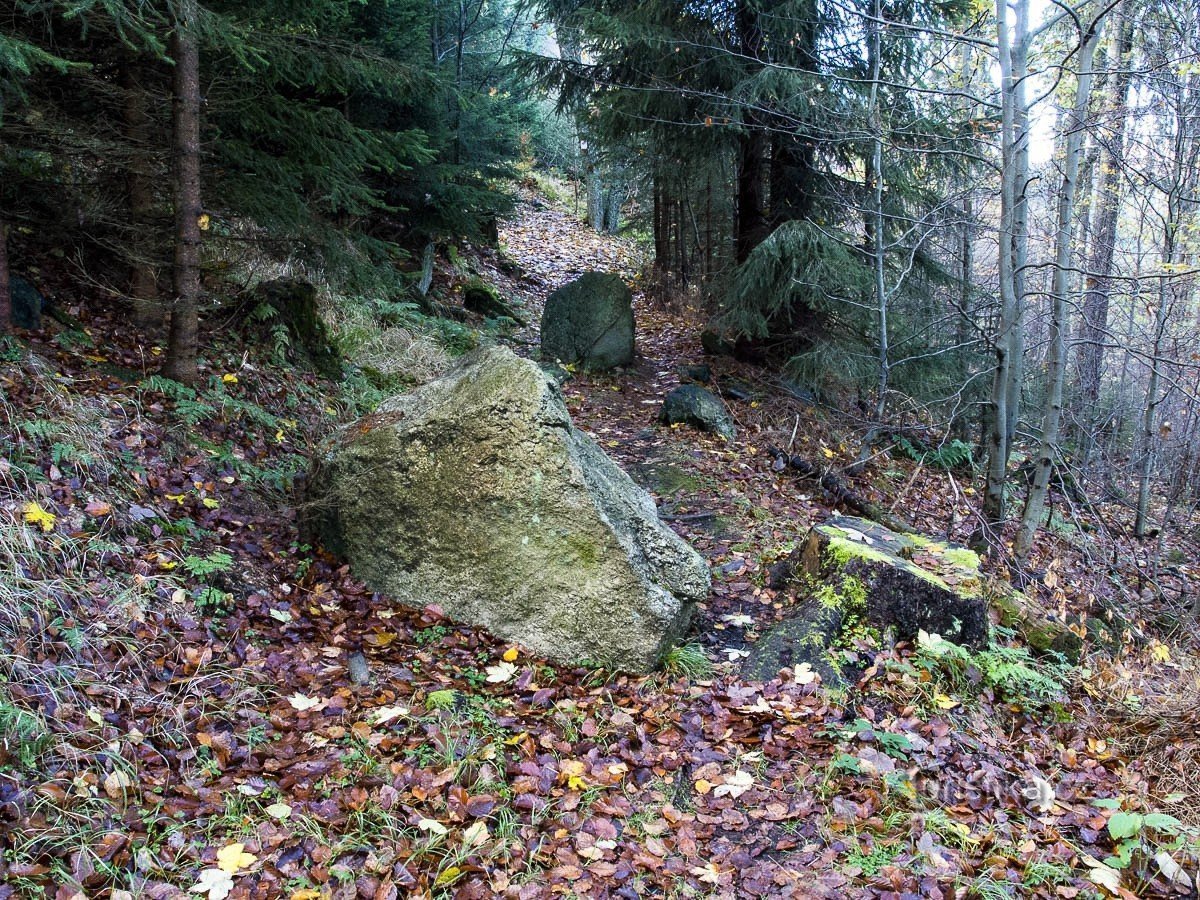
top-left (713, 770), bottom-right (754, 799)
top-left (191, 869), bottom-right (234, 900)
top-left (216, 842), bottom-right (256, 874)
top-left (485, 661), bottom-right (518, 683)
top-left (22, 501), bottom-right (56, 532)
top-left (288, 693), bottom-right (323, 712)
top-left (793, 663), bottom-right (818, 685)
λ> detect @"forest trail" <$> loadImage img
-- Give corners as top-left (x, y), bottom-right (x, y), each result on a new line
top-left (0, 193), bottom-right (1163, 900)
top-left (498, 192), bottom-right (836, 658)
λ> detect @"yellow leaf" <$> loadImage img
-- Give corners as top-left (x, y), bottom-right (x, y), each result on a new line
top-left (694, 778), bottom-right (713, 795)
top-left (202, 498), bottom-right (220, 509)
top-left (502, 646), bottom-right (520, 662)
top-left (221, 373), bottom-right (238, 384)
top-left (264, 802), bottom-right (292, 819)
top-left (198, 213), bottom-right (211, 231)
top-left (275, 430), bottom-right (285, 443)
top-left (289, 891), bottom-right (323, 900)
top-left (434, 866), bottom-right (462, 886)
top-left (821, 447), bottom-right (835, 458)
top-left (166, 493), bottom-right (186, 504)
top-left (22, 501), bottom-right (56, 532)
top-left (933, 693), bottom-right (959, 710)
top-left (1150, 642), bottom-right (1171, 663)
top-left (216, 842), bottom-right (256, 874)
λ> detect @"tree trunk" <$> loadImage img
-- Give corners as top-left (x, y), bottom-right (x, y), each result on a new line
top-left (734, 0), bottom-right (767, 263)
top-left (164, 0), bottom-right (202, 386)
top-left (868, 0), bottom-right (888, 421)
top-left (122, 60), bottom-right (163, 331)
top-left (980, 0), bottom-right (1031, 544)
top-left (1075, 6), bottom-right (1135, 436)
top-left (0, 219), bottom-right (10, 333)
top-left (1014, 14), bottom-right (1103, 563)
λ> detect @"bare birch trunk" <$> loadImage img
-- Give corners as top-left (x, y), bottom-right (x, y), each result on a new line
top-left (1014, 15), bottom-right (1103, 562)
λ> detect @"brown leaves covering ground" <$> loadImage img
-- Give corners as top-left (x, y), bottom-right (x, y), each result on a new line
top-left (0, 190), bottom-right (1191, 900)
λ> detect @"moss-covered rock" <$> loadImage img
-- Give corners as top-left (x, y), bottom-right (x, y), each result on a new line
top-left (748, 517), bottom-right (993, 685)
top-left (253, 279), bottom-right (342, 381)
top-left (796, 516), bottom-right (990, 646)
top-left (305, 345), bottom-right (710, 672)
top-left (462, 278), bottom-right (526, 324)
top-left (659, 384), bottom-right (736, 440)
top-left (540, 272), bottom-right (634, 371)
top-left (742, 600), bottom-right (847, 687)
top-left (991, 590), bottom-right (1084, 661)
top-left (11, 275), bottom-right (47, 330)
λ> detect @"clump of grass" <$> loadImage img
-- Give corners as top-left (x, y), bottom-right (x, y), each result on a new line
top-left (663, 643), bottom-right (713, 679)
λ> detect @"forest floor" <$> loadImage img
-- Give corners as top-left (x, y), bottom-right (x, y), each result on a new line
top-left (0, 185), bottom-right (1197, 900)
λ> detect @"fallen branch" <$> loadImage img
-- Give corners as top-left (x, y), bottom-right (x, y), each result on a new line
top-left (767, 446), bottom-right (911, 534)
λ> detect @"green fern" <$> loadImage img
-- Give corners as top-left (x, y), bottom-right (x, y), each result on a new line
top-left (915, 631), bottom-right (1069, 706)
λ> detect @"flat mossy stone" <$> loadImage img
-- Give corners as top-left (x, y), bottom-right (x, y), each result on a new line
top-left (742, 600), bottom-right (847, 688)
top-left (462, 278), bottom-right (526, 323)
top-left (767, 516), bottom-right (990, 648)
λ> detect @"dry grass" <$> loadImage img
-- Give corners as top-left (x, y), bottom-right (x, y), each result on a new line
top-left (356, 325), bottom-right (451, 384)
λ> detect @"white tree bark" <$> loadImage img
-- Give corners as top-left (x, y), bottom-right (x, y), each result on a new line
top-left (1014, 13), bottom-right (1104, 562)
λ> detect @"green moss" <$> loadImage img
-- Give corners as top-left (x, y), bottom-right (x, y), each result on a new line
top-left (941, 547), bottom-right (981, 569)
top-left (824, 534), bottom-right (893, 567)
top-left (565, 532), bottom-right (600, 568)
top-left (815, 574), bottom-right (867, 613)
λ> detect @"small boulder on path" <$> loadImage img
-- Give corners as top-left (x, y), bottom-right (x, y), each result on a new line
top-left (540, 272), bottom-right (635, 371)
top-left (659, 384), bottom-right (736, 440)
top-left (306, 345), bottom-right (709, 671)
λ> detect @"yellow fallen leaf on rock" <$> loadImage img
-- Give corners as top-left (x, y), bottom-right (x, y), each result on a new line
top-left (502, 646), bottom-right (520, 662)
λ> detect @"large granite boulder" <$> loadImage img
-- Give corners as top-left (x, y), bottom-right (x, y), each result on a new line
top-left (306, 345), bottom-right (709, 671)
top-left (659, 384), bottom-right (736, 440)
top-left (540, 272), bottom-right (634, 371)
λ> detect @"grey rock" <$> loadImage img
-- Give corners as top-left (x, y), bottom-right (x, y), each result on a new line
top-left (677, 363), bottom-right (712, 384)
top-left (659, 384), bottom-right (736, 440)
top-left (306, 345), bottom-right (709, 672)
top-left (347, 651), bottom-right (371, 685)
top-left (11, 275), bottom-right (46, 330)
top-left (540, 272), bottom-right (634, 371)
